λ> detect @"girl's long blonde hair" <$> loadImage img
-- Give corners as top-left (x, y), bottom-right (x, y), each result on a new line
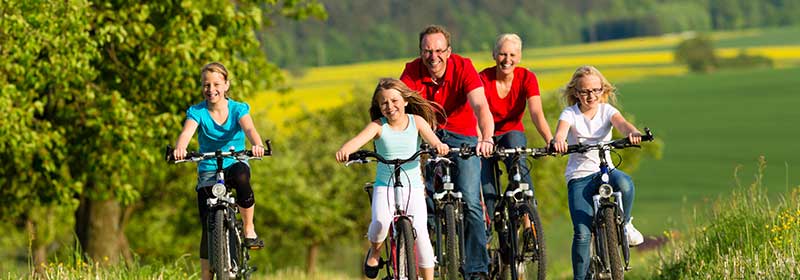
top-left (561, 65), bottom-right (617, 106)
top-left (370, 78), bottom-right (446, 129)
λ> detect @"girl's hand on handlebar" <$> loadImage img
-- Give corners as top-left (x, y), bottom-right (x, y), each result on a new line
top-left (335, 148), bottom-right (351, 163)
top-left (251, 144), bottom-right (265, 157)
top-left (174, 147), bottom-right (187, 160)
top-left (434, 142), bottom-right (450, 156)
top-left (628, 132), bottom-right (642, 145)
top-left (551, 139), bottom-right (568, 153)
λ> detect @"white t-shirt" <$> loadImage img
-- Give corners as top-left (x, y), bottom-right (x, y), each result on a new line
top-left (558, 103), bottom-right (620, 182)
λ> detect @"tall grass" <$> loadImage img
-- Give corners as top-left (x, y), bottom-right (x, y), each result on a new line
top-left (649, 157), bottom-right (800, 279)
top-left (9, 254), bottom-right (357, 280)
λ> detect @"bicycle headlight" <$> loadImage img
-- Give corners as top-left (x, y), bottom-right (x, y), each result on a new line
top-left (599, 184), bottom-right (613, 198)
top-left (211, 183), bottom-right (227, 198)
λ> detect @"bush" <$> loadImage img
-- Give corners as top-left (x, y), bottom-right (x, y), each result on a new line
top-left (675, 34), bottom-right (718, 73)
top-left (718, 50), bottom-right (774, 69)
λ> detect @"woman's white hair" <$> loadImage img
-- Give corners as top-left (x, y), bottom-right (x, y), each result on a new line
top-left (493, 33), bottom-right (522, 56)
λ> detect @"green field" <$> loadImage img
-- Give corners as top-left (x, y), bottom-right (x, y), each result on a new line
top-left (617, 67), bottom-right (800, 234)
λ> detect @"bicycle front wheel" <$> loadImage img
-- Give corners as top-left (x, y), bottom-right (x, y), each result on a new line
top-left (515, 202), bottom-right (547, 280)
top-left (442, 203), bottom-right (461, 280)
top-left (394, 218), bottom-right (418, 280)
top-left (599, 206), bottom-right (624, 280)
top-left (210, 209), bottom-right (232, 280)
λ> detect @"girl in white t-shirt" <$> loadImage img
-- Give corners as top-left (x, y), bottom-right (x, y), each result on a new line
top-left (551, 66), bottom-right (644, 280)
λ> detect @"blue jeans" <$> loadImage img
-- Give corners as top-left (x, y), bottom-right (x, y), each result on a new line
top-left (425, 129), bottom-right (488, 274)
top-left (480, 130), bottom-right (533, 236)
top-left (567, 170), bottom-right (635, 280)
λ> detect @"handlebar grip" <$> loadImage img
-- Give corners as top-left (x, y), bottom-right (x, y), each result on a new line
top-left (165, 145), bottom-right (175, 162)
top-left (642, 127), bottom-right (654, 142)
top-left (265, 139), bottom-right (273, 156)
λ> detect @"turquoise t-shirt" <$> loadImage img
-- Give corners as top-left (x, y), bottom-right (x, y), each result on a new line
top-left (374, 114), bottom-right (424, 188)
top-left (186, 99), bottom-right (250, 173)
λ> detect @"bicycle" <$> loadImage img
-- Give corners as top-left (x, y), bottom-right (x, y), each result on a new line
top-left (165, 140), bottom-right (272, 280)
top-left (486, 146), bottom-right (549, 280)
top-left (426, 145), bottom-right (478, 280)
top-left (561, 128), bottom-right (654, 280)
top-left (346, 147), bottom-right (437, 280)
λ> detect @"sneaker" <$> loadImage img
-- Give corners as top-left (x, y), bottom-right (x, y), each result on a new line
top-left (625, 218), bottom-right (644, 247)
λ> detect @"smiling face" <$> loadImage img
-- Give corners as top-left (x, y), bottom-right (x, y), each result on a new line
top-left (202, 71), bottom-right (229, 104)
top-left (575, 74), bottom-right (604, 110)
top-left (376, 88), bottom-right (408, 122)
top-left (420, 32), bottom-right (451, 79)
top-left (494, 40), bottom-right (521, 76)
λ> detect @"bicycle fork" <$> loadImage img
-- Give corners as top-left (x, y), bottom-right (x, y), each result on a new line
top-left (591, 183), bottom-right (632, 272)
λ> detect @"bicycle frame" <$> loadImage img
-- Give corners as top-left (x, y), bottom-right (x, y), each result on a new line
top-left (166, 141), bottom-right (271, 280)
top-left (427, 147), bottom-right (474, 279)
top-left (487, 146), bottom-right (549, 280)
top-left (347, 148), bottom-right (435, 280)
top-left (563, 128), bottom-right (654, 280)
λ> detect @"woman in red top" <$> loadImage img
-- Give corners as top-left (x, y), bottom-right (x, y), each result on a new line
top-left (479, 33), bottom-right (553, 228)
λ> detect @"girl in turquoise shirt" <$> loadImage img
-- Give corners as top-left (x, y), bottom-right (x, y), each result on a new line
top-left (173, 62), bottom-right (266, 280)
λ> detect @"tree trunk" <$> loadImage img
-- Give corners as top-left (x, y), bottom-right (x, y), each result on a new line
top-left (306, 241), bottom-right (319, 275)
top-left (75, 191), bottom-right (130, 265)
top-left (26, 219), bottom-right (47, 276)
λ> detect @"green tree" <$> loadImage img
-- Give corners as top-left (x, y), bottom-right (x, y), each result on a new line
top-left (254, 89), bottom-right (374, 273)
top-left (675, 34), bottom-right (718, 73)
top-left (1, 0), bottom-right (325, 266)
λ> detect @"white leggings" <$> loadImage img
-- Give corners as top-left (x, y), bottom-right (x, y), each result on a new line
top-left (368, 186), bottom-right (435, 268)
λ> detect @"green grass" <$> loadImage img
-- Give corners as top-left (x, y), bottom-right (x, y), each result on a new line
top-left (641, 159), bottom-right (800, 279)
top-left (715, 25), bottom-right (800, 48)
top-left (614, 66), bottom-right (800, 236)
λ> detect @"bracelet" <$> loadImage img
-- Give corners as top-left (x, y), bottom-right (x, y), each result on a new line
top-left (479, 140), bottom-right (494, 145)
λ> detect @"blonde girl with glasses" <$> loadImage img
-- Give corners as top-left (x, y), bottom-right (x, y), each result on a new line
top-left (550, 66), bottom-right (644, 280)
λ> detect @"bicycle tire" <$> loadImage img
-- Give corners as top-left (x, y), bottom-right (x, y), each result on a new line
top-left (443, 203), bottom-right (460, 280)
top-left (211, 209), bottom-right (232, 280)
top-left (600, 206), bottom-right (624, 280)
top-left (516, 202), bottom-right (547, 280)
top-left (395, 218), bottom-right (418, 280)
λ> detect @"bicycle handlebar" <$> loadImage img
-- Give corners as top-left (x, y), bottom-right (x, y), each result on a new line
top-left (493, 146), bottom-right (553, 159)
top-left (344, 148), bottom-right (434, 167)
top-left (165, 140), bottom-right (273, 164)
top-left (564, 128), bottom-right (654, 154)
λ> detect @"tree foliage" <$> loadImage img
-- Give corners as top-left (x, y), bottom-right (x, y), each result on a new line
top-left (1, 0), bottom-right (324, 265)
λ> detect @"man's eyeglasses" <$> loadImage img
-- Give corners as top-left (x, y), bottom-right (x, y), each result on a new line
top-left (576, 87), bottom-right (603, 97)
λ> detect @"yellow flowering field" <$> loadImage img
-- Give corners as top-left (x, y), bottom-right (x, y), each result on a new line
top-left (248, 29), bottom-right (800, 126)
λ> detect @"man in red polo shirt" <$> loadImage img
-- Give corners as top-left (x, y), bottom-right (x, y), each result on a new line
top-left (400, 25), bottom-right (494, 280)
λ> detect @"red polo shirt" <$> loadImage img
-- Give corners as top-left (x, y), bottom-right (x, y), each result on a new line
top-left (479, 66), bottom-right (540, 135)
top-left (400, 53), bottom-right (483, 136)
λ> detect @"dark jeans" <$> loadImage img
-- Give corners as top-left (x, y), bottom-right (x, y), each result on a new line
top-left (425, 129), bottom-right (488, 274)
top-left (479, 130), bottom-right (533, 235)
top-left (567, 170), bottom-right (634, 280)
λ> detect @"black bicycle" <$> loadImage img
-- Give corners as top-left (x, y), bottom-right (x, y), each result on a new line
top-left (346, 148), bottom-right (437, 280)
top-left (426, 145), bottom-right (478, 280)
top-left (166, 141), bottom-right (272, 280)
top-left (562, 128), bottom-right (654, 280)
top-left (486, 146), bottom-right (549, 280)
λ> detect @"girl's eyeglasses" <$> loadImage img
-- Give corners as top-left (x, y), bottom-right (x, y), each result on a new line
top-left (576, 87), bottom-right (603, 97)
